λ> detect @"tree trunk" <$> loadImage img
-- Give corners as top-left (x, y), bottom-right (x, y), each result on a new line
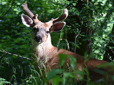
top-left (66, 0), bottom-right (92, 56)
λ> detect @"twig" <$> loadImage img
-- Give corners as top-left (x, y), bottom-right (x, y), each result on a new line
top-left (57, 30), bottom-right (63, 48)
top-left (1, 0), bottom-right (15, 17)
top-left (0, 49), bottom-right (31, 61)
top-left (74, 29), bottom-right (81, 53)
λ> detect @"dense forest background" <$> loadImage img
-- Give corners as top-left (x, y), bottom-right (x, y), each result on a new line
top-left (0, 0), bottom-right (114, 84)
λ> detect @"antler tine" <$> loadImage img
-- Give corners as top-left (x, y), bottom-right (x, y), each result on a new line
top-left (21, 2), bottom-right (34, 18)
top-left (53, 9), bottom-right (68, 23)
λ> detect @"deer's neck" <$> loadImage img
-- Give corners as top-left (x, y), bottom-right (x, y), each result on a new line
top-left (32, 34), bottom-right (58, 63)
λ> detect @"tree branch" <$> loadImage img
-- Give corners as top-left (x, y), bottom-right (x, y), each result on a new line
top-left (0, 49), bottom-right (31, 61)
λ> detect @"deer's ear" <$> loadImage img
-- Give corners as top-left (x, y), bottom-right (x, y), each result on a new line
top-left (49, 22), bottom-right (66, 32)
top-left (21, 14), bottom-right (33, 27)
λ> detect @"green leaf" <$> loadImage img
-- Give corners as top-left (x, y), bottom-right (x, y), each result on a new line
top-left (52, 75), bottom-right (62, 85)
top-left (59, 54), bottom-right (69, 67)
top-left (73, 3), bottom-right (76, 6)
top-left (70, 56), bottom-right (76, 70)
top-left (63, 72), bottom-right (71, 85)
top-left (47, 69), bottom-right (63, 81)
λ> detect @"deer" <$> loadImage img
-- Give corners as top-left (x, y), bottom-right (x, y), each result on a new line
top-left (21, 2), bottom-right (114, 84)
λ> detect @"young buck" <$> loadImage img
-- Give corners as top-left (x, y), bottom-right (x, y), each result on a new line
top-left (21, 2), bottom-right (114, 84)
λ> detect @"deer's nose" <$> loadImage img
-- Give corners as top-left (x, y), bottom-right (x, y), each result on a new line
top-left (35, 35), bottom-right (42, 43)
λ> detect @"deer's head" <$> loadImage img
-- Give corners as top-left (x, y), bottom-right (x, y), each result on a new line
top-left (21, 2), bottom-right (68, 44)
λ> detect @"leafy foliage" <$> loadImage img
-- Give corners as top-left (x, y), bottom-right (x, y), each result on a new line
top-left (0, 77), bottom-right (10, 85)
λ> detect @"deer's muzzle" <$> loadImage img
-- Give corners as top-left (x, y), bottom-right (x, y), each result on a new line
top-left (35, 35), bottom-right (42, 43)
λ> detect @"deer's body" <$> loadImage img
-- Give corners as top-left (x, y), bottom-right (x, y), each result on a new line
top-left (21, 2), bottom-right (114, 84)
